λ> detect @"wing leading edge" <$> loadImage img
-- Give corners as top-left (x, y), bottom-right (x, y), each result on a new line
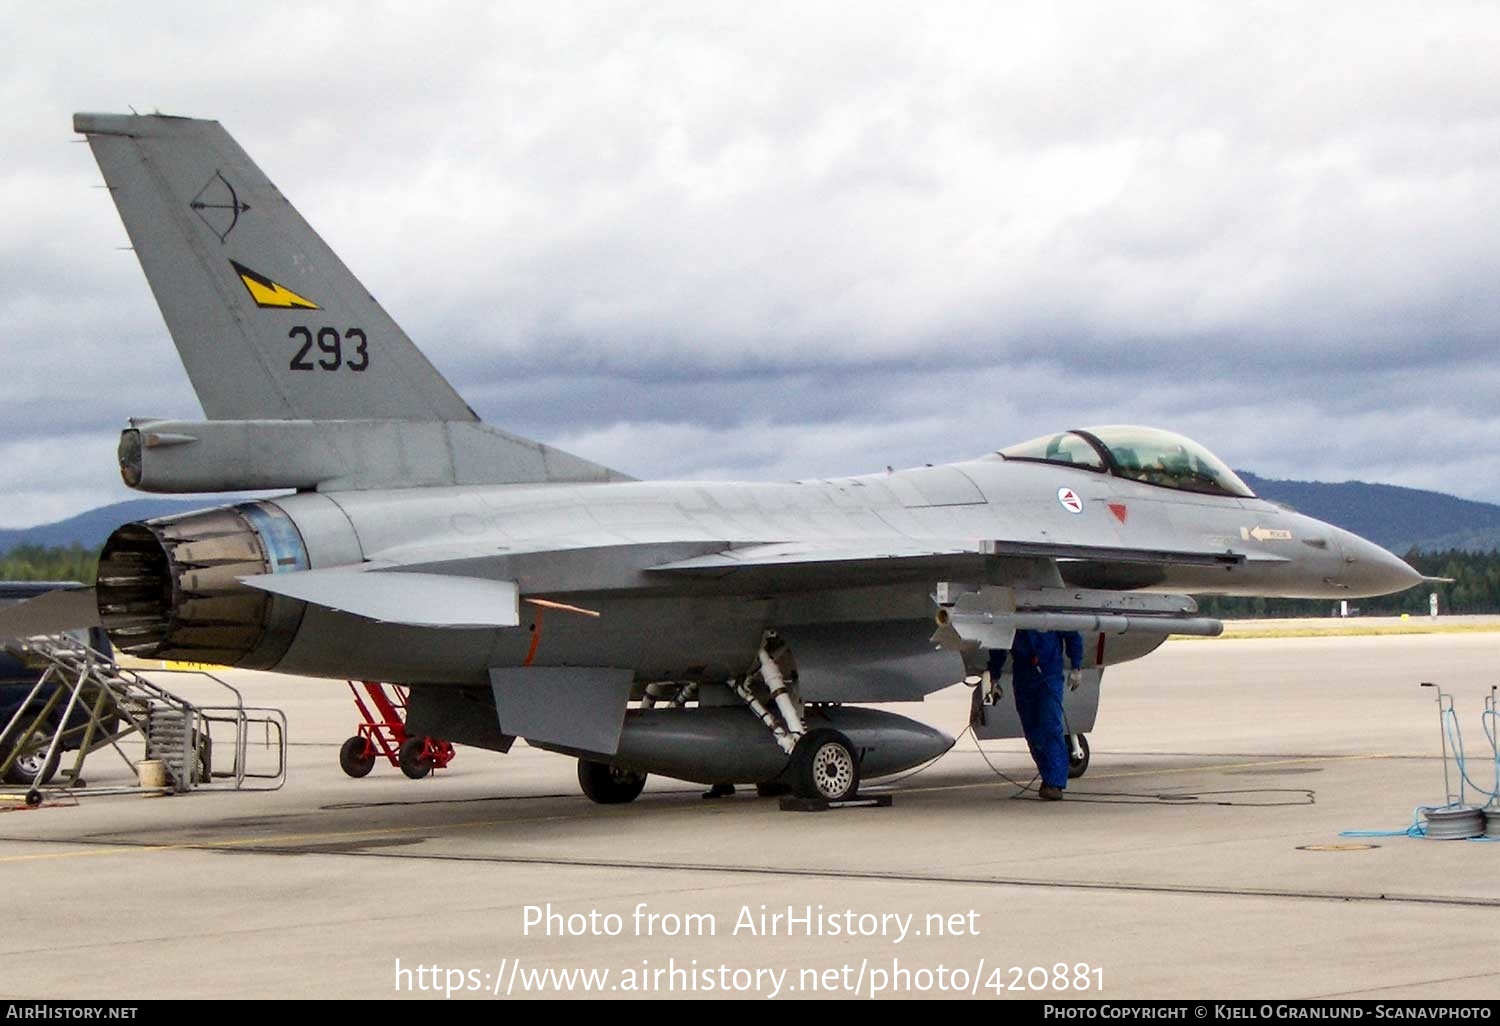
top-left (645, 538), bottom-right (1273, 590)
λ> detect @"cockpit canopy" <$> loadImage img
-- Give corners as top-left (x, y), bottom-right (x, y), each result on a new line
top-left (999, 426), bottom-right (1255, 498)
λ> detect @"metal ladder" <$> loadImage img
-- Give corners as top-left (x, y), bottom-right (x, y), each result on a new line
top-left (0, 634), bottom-right (288, 803)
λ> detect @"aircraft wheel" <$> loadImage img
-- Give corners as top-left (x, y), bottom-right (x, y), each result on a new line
top-left (398, 737), bottom-right (434, 780)
top-left (194, 733), bottom-right (213, 784)
top-left (791, 728), bottom-right (860, 802)
top-left (339, 736), bottom-right (377, 778)
top-left (1067, 734), bottom-right (1091, 779)
top-left (577, 759), bottom-right (647, 804)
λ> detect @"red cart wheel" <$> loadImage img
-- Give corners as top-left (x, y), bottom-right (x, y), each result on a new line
top-left (398, 737), bottom-right (433, 780)
top-left (339, 736), bottom-right (377, 778)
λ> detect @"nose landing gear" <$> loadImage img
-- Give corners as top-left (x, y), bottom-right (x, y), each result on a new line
top-left (1068, 733), bottom-right (1091, 779)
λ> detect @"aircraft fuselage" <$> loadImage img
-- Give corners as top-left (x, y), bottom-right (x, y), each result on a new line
top-left (97, 454), bottom-right (1416, 690)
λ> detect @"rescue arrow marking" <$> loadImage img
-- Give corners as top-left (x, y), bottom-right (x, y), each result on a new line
top-left (1240, 526), bottom-right (1293, 542)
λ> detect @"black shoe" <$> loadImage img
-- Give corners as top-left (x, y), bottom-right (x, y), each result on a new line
top-left (702, 783), bottom-right (736, 799)
top-left (1038, 784), bottom-right (1064, 801)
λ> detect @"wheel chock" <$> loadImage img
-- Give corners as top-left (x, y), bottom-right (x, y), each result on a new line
top-left (778, 794), bottom-right (892, 813)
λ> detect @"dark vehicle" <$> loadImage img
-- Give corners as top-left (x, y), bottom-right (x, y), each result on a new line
top-left (1, 581), bottom-right (119, 786)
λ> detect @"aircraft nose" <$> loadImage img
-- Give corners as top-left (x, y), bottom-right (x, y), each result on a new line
top-left (1336, 531), bottom-right (1422, 597)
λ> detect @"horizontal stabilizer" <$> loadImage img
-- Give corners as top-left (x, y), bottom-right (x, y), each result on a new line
top-left (0, 587), bottom-right (100, 640)
top-left (240, 570), bottom-right (519, 628)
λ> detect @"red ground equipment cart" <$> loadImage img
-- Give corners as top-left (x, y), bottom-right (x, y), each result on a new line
top-left (339, 681), bottom-right (454, 780)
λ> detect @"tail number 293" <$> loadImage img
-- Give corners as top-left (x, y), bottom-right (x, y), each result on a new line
top-left (289, 327), bottom-right (369, 372)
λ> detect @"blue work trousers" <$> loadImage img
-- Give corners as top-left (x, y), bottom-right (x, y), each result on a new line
top-left (1014, 672), bottom-right (1069, 789)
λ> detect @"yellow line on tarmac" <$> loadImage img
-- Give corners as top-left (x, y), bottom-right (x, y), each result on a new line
top-left (0, 844), bottom-right (180, 863)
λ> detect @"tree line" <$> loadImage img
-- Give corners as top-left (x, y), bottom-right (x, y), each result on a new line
top-left (4, 543), bottom-right (1500, 618)
top-left (0, 545), bottom-right (100, 586)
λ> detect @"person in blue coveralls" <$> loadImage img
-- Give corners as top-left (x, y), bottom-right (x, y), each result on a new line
top-left (988, 629), bottom-right (1084, 801)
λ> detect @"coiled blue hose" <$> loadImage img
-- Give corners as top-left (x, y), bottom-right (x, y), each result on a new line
top-left (1340, 698), bottom-right (1500, 842)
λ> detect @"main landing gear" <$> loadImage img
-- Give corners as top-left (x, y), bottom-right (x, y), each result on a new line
top-left (571, 632), bottom-right (864, 805)
top-left (789, 728), bottom-right (860, 802)
top-left (577, 758), bottom-right (648, 804)
top-left (573, 731), bottom-right (861, 805)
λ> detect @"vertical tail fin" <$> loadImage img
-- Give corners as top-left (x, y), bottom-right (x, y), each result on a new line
top-left (74, 112), bottom-right (478, 423)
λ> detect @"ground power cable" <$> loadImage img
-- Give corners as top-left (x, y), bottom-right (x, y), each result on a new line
top-left (962, 680), bottom-right (1319, 807)
top-left (862, 725), bottom-right (966, 791)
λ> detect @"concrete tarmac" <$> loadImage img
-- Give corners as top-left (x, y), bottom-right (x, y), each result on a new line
top-left (2, 630), bottom-right (1498, 1000)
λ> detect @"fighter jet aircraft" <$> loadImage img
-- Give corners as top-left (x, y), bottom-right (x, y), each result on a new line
top-left (3, 113), bottom-right (1421, 804)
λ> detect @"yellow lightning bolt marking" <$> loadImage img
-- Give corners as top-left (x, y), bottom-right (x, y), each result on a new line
top-left (238, 273), bottom-right (319, 309)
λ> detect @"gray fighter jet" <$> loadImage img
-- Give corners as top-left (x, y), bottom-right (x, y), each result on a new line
top-left (5, 113), bottom-right (1421, 803)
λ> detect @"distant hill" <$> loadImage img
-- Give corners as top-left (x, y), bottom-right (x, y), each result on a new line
top-left (0, 499), bottom-right (208, 553)
top-left (6, 474), bottom-right (1500, 556)
top-left (1239, 473), bottom-right (1500, 554)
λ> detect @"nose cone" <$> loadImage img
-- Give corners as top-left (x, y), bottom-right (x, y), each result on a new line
top-left (1337, 531), bottom-right (1423, 597)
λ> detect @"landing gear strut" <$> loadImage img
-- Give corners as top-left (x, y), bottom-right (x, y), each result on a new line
top-left (1067, 733), bottom-right (1091, 779)
top-left (732, 632), bottom-right (863, 802)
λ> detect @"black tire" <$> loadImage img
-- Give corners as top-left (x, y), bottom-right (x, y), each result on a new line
top-left (1067, 734), bottom-right (1091, 779)
top-left (339, 736), bottom-right (377, 778)
top-left (790, 728), bottom-right (860, 801)
top-left (755, 780), bottom-right (792, 798)
top-left (398, 737), bottom-right (434, 780)
top-left (2, 733), bottom-right (60, 787)
top-left (577, 759), bottom-right (647, 804)
top-left (194, 733), bottom-right (213, 784)
top-left (25, 789), bottom-right (42, 807)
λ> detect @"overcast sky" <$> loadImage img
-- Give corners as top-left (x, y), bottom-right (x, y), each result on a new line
top-left (4, 2), bottom-right (1499, 527)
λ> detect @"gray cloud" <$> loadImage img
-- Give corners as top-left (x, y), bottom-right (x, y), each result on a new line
top-left (3, 1), bottom-right (1499, 526)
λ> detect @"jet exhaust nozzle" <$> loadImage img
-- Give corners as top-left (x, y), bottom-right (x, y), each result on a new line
top-left (95, 502), bottom-right (310, 668)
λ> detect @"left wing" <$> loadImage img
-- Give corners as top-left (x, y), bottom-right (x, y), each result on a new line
top-left (650, 541), bottom-right (1236, 639)
top-left (231, 535), bottom-right (1267, 626)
